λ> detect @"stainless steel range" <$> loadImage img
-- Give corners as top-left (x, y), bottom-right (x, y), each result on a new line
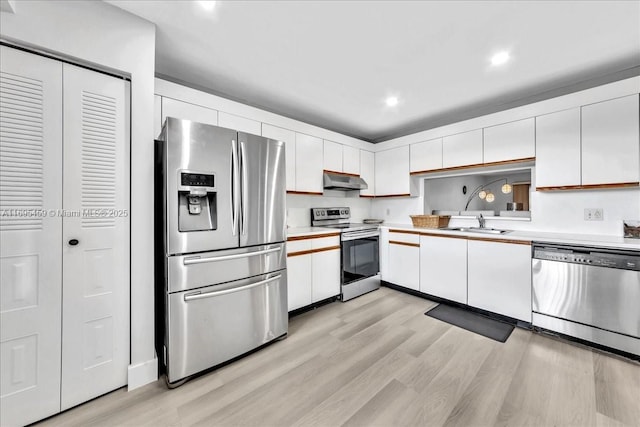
top-left (311, 208), bottom-right (380, 301)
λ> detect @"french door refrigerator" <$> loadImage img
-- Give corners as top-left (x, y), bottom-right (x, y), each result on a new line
top-left (157, 117), bottom-right (287, 385)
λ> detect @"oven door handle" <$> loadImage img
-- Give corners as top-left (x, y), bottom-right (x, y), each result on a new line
top-left (341, 231), bottom-right (380, 241)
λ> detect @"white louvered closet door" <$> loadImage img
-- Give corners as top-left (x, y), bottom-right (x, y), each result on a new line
top-left (60, 64), bottom-right (130, 410)
top-left (0, 47), bottom-right (63, 426)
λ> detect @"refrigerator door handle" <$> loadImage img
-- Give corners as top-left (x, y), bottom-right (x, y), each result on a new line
top-left (231, 139), bottom-right (239, 236)
top-left (183, 246), bottom-right (282, 265)
top-left (240, 140), bottom-right (248, 236)
top-left (184, 274), bottom-right (282, 301)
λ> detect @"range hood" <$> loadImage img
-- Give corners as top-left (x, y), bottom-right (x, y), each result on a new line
top-left (323, 171), bottom-right (368, 191)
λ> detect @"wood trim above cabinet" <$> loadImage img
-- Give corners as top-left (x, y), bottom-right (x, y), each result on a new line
top-left (287, 232), bottom-right (340, 241)
top-left (389, 240), bottom-right (420, 248)
top-left (389, 229), bottom-right (422, 235)
top-left (466, 236), bottom-right (532, 245)
top-left (374, 193), bottom-right (412, 198)
top-left (536, 182), bottom-right (639, 191)
top-left (287, 190), bottom-right (324, 196)
top-left (323, 169), bottom-right (360, 177)
top-left (410, 157), bottom-right (535, 176)
top-left (359, 195), bottom-right (376, 198)
top-left (287, 245), bottom-right (341, 257)
top-left (419, 232), bottom-right (469, 240)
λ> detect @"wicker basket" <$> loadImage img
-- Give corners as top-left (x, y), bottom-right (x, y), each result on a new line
top-left (410, 215), bottom-right (451, 229)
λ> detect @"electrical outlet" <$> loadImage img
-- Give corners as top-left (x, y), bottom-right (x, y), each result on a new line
top-left (584, 208), bottom-right (604, 221)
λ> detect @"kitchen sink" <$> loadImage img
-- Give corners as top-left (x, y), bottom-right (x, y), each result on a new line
top-left (442, 227), bottom-right (511, 235)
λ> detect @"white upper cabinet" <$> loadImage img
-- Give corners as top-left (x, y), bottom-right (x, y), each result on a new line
top-left (442, 129), bottom-right (483, 168)
top-left (262, 124), bottom-right (296, 192)
top-left (535, 108), bottom-right (581, 188)
top-left (375, 146), bottom-right (410, 196)
top-left (342, 145), bottom-right (360, 175)
top-left (581, 95), bottom-right (640, 186)
top-left (218, 112), bottom-right (261, 135)
top-left (295, 133), bottom-right (324, 194)
top-left (360, 150), bottom-right (375, 196)
top-left (410, 138), bottom-right (442, 172)
top-left (483, 118), bottom-right (535, 163)
top-left (161, 97), bottom-right (218, 127)
top-left (323, 140), bottom-right (343, 172)
top-left (323, 141), bottom-right (361, 175)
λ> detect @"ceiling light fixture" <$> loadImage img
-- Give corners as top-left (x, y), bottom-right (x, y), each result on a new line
top-left (385, 96), bottom-right (399, 107)
top-left (198, 1), bottom-right (216, 12)
top-left (491, 51), bottom-right (510, 66)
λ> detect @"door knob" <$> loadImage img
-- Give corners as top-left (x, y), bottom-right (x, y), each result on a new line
top-left (68, 239), bottom-right (79, 246)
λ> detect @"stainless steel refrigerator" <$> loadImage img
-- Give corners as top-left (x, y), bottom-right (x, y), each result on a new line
top-left (157, 117), bottom-right (287, 385)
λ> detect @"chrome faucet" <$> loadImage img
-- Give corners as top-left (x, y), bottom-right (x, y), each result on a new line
top-left (477, 213), bottom-right (485, 229)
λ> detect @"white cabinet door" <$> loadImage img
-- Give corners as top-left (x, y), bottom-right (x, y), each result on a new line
top-left (410, 138), bottom-right (442, 172)
top-left (386, 232), bottom-right (420, 291)
top-left (360, 150), bottom-right (375, 196)
top-left (375, 146), bottom-right (410, 196)
top-left (535, 108), bottom-right (581, 188)
top-left (311, 248), bottom-right (341, 301)
top-left (419, 236), bottom-right (467, 303)
top-left (286, 253), bottom-right (312, 311)
top-left (323, 140), bottom-right (343, 172)
top-left (218, 111), bottom-right (261, 135)
top-left (61, 64), bottom-right (129, 410)
top-left (162, 97), bottom-right (218, 127)
top-left (581, 95), bottom-right (640, 185)
top-left (154, 95), bottom-right (162, 138)
top-left (442, 129), bottom-right (483, 168)
top-left (262, 124), bottom-right (296, 192)
top-left (467, 240), bottom-right (532, 322)
top-left (342, 145), bottom-right (360, 175)
top-left (483, 118), bottom-right (535, 163)
top-left (295, 133), bottom-right (323, 194)
top-left (0, 46), bottom-right (63, 427)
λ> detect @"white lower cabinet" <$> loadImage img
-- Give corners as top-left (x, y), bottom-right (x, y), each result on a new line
top-left (286, 235), bottom-right (340, 311)
top-left (419, 235), bottom-right (467, 304)
top-left (467, 240), bottom-right (532, 322)
top-left (386, 231), bottom-right (420, 291)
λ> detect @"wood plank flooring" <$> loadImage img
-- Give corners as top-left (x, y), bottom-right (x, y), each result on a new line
top-left (37, 287), bottom-right (640, 427)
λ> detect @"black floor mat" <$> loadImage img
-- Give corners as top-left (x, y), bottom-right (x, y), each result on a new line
top-left (425, 304), bottom-right (515, 342)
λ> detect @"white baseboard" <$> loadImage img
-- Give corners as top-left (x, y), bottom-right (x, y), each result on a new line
top-left (127, 357), bottom-right (158, 391)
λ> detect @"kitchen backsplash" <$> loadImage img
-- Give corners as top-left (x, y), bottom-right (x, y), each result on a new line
top-left (286, 191), bottom-right (373, 227)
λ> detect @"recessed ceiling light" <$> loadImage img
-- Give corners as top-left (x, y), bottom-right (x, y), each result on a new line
top-left (198, 1), bottom-right (216, 12)
top-left (385, 96), bottom-right (399, 107)
top-left (491, 51), bottom-right (510, 66)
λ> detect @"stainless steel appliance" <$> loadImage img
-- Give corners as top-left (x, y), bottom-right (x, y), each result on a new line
top-left (323, 171), bottom-right (368, 190)
top-left (311, 207), bottom-right (380, 301)
top-left (532, 243), bottom-right (640, 356)
top-left (157, 118), bottom-right (288, 385)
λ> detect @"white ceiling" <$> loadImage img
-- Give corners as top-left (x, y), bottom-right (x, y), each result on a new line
top-left (109, 0), bottom-right (640, 142)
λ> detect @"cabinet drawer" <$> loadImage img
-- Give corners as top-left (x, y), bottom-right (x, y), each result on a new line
top-left (312, 236), bottom-right (340, 249)
top-left (287, 239), bottom-right (312, 253)
top-left (389, 230), bottom-right (420, 245)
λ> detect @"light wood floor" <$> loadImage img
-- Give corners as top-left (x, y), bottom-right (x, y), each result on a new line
top-left (38, 287), bottom-right (640, 427)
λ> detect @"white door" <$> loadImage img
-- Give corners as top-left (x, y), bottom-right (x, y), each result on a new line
top-left (0, 46), bottom-right (64, 427)
top-left (60, 64), bottom-right (130, 409)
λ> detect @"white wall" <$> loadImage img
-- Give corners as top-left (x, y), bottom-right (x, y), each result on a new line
top-left (0, 1), bottom-right (157, 389)
top-left (286, 193), bottom-right (372, 227)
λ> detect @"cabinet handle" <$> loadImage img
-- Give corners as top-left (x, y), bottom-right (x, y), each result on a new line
top-left (68, 239), bottom-right (79, 246)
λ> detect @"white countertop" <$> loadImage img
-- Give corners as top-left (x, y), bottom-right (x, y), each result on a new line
top-left (381, 223), bottom-right (640, 251)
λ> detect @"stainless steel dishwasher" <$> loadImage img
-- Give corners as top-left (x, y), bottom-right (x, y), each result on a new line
top-left (532, 243), bottom-right (640, 356)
